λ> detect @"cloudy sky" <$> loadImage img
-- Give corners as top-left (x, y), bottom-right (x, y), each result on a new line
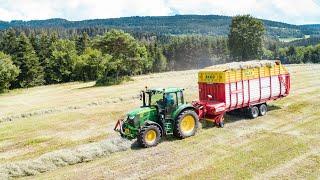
top-left (0, 0), bottom-right (320, 25)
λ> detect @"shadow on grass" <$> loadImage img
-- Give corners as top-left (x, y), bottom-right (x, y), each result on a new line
top-left (75, 84), bottom-right (97, 90)
top-left (75, 79), bottom-right (130, 90)
top-left (268, 104), bottom-right (282, 111)
top-left (224, 104), bottom-right (282, 124)
top-left (130, 135), bottom-right (184, 150)
top-left (201, 104), bottom-right (282, 128)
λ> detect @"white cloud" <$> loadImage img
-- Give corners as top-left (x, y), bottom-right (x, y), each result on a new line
top-left (167, 0), bottom-right (320, 24)
top-left (0, 0), bottom-right (319, 24)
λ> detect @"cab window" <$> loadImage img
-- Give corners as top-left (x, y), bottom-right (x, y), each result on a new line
top-left (177, 91), bottom-right (184, 105)
top-left (165, 93), bottom-right (177, 106)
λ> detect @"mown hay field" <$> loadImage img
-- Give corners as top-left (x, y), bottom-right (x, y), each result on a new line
top-left (0, 64), bottom-right (319, 179)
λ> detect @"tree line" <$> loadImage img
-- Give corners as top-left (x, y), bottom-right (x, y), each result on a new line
top-left (0, 28), bottom-right (229, 92)
top-left (278, 45), bottom-right (320, 64)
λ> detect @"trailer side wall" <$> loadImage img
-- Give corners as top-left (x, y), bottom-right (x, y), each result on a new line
top-left (198, 62), bottom-right (290, 111)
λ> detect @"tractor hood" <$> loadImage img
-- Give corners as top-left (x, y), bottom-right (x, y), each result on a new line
top-left (127, 107), bottom-right (153, 118)
top-left (126, 106), bottom-right (158, 124)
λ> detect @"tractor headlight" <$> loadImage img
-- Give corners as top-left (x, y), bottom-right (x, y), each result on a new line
top-left (128, 115), bottom-right (135, 120)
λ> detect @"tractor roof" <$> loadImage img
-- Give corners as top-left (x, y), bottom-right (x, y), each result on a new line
top-left (147, 87), bottom-right (184, 93)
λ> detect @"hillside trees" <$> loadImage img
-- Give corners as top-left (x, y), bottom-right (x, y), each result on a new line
top-left (1, 15), bottom-right (318, 38)
top-left (0, 52), bottom-right (19, 92)
top-left (228, 15), bottom-right (265, 61)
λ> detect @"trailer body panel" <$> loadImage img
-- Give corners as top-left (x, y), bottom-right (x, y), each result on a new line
top-left (195, 60), bottom-right (290, 123)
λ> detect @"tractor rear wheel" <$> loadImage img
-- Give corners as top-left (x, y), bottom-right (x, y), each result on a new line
top-left (173, 110), bottom-right (199, 139)
top-left (259, 104), bottom-right (267, 116)
top-left (248, 106), bottom-right (259, 119)
top-left (137, 125), bottom-right (161, 148)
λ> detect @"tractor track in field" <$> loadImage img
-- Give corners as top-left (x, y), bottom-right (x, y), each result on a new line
top-left (0, 137), bottom-right (131, 179)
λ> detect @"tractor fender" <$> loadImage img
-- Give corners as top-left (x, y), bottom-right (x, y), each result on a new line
top-left (142, 121), bottom-right (164, 137)
top-left (172, 104), bottom-right (197, 120)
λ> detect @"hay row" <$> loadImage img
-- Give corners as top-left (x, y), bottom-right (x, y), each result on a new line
top-left (0, 137), bottom-right (131, 179)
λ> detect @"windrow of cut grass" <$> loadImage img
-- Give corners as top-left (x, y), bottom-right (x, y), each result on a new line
top-left (0, 137), bottom-right (131, 179)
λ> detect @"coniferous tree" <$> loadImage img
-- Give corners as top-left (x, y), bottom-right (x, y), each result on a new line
top-left (0, 29), bottom-right (18, 55)
top-left (153, 45), bottom-right (167, 72)
top-left (76, 32), bottom-right (89, 55)
top-left (11, 33), bottom-right (44, 88)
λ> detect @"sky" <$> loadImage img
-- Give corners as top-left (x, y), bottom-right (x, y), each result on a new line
top-left (0, 0), bottom-right (320, 25)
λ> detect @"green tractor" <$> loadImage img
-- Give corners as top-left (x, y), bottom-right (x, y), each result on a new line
top-left (114, 87), bottom-right (199, 147)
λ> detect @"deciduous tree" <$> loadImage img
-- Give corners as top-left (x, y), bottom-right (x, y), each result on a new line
top-left (0, 52), bottom-right (20, 92)
top-left (228, 15), bottom-right (265, 61)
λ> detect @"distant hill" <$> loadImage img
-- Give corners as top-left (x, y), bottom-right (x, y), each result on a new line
top-left (0, 15), bottom-right (319, 38)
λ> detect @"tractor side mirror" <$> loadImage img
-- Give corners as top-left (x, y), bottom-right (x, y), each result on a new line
top-left (139, 93), bottom-right (142, 100)
top-left (207, 94), bottom-right (213, 101)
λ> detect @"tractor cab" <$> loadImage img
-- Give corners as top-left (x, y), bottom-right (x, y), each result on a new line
top-left (114, 87), bottom-right (199, 148)
top-left (141, 88), bottom-right (185, 119)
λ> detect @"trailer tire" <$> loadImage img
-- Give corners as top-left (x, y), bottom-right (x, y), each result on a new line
top-left (248, 106), bottom-right (259, 119)
top-left (137, 125), bottom-right (161, 148)
top-left (218, 121), bottom-right (224, 128)
top-left (174, 110), bottom-right (199, 139)
top-left (259, 104), bottom-right (267, 116)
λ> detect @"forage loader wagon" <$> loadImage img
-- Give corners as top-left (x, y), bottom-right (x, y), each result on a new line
top-left (115, 60), bottom-right (290, 147)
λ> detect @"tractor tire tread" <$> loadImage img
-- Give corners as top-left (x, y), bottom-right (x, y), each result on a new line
top-left (173, 110), bottom-right (199, 139)
top-left (137, 125), bottom-right (161, 148)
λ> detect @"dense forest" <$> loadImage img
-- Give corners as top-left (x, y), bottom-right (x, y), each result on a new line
top-left (1, 15), bottom-right (320, 38)
top-left (0, 28), bottom-right (231, 92)
top-left (0, 15), bottom-right (320, 93)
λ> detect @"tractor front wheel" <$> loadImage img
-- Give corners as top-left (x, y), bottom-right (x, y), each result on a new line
top-left (174, 110), bottom-right (199, 139)
top-left (137, 125), bottom-right (161, 148)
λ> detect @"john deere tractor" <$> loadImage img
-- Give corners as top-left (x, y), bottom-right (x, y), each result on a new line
top-left (114, 87), bottom-right (199, 148)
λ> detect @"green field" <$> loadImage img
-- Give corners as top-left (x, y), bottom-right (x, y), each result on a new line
top-left (0, 64), bottom-right (319, 179)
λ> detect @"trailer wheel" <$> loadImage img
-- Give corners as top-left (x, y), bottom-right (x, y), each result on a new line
top-left (174, 110), bottom-right (199, 139)
top-left (218, 121), bottom-right (224, 128)
top-left (259, 104), bottom-right (267, 116)
top-left (137, 125), bottom-right (161, 148)
top-left (248, 106), bottom-right (259, 119)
